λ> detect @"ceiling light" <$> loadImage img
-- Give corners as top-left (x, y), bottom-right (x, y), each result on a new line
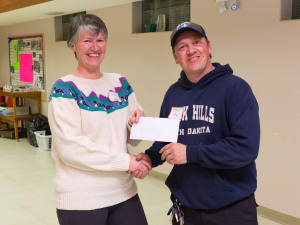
top-left (219, 1), bottom-right (227, 13)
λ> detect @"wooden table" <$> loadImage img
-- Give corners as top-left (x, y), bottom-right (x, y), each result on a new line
top-left (0, 90), bottom-right (41, 140)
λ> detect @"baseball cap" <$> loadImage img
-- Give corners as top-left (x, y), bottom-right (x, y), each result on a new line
top-left (170, 22), bottom-right (207, 48)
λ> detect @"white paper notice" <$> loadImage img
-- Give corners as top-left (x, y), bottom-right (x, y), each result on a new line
top-left (130, 117), bottom-right (180, 142)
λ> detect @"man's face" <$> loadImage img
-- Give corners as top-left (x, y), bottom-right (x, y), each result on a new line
top-left (173, 30), bottom-right (213, 80)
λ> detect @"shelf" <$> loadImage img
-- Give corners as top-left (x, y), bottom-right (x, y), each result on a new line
top-left (0, 128), bottom-right (27, 139)
top-left (0, 91), bottom-right (41, 98)
top-left (0, 114), bottom-right (35, 122)
top-left (0, 90), bottom-right (41, 140)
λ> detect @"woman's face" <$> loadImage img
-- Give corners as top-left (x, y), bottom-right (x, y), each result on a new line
top-left (71, 29), bottom-right (107, 74)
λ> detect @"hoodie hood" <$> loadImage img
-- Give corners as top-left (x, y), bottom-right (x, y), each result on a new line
top-left (178, 63), bottom-right (233, 89)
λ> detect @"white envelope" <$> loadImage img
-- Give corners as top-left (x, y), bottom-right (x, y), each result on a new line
top-left (130, 117), bottom-right (180, 142)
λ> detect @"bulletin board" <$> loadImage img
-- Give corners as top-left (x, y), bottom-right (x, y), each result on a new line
top-left (8, 35), bottom-right (44, 90)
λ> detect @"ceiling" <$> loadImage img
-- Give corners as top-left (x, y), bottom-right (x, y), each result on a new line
top-left (0, 0), bottom-right (138, 27)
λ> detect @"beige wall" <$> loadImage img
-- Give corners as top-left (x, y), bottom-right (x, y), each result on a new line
top-left (0, 0), bottom-right (299, 219)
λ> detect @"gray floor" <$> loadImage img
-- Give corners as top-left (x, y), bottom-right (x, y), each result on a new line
top-left (0, 137), bottom-right (281, 225)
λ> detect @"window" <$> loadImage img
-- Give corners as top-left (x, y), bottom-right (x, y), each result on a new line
top-left (132, 0), bottom-right (190, 33)
top-left (55, 11), bottom-right (86, 41)
top-left (292, 0), bottom-right (300, 19)
top-left (281, 0), bottom-right (300, 20)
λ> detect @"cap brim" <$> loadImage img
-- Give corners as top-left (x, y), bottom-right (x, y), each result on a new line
top-left (171, 27), bottom-right (206, 48)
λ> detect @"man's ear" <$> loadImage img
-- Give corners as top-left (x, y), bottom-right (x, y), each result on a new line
top-left (208, 41), bottom-right (213, 56)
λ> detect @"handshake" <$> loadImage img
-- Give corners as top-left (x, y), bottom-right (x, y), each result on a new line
top-left (128, 153), bottom-right (152, 179)
top-left (126, 143), bottom-right (188, 179)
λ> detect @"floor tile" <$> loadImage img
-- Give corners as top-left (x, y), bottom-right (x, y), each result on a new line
top-left (0, 137), bottom-right (282, 225)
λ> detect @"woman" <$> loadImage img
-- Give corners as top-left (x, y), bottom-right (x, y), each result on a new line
top-left (48, 14), bottom-right (150, 225)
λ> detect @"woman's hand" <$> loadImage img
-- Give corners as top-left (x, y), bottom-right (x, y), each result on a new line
top-left (128, 109), bottom-right (146, 127)
top-left (128, 155), bottom-right (152, 179)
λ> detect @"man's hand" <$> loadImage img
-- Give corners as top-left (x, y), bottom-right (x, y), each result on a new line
top-left (159, 143), bottom-right (187, 165)
top-left (128, 154), bottom-right (151, 179)
top-left (136, 153), bottom-right (152, 165)
top-left (128, 109), bottom-right (146, 127)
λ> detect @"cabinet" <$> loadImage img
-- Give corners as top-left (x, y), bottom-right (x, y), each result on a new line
top-left (0, 90), bottom-right (41, 140)
top-left (133, 0), bottom-right (190, 33)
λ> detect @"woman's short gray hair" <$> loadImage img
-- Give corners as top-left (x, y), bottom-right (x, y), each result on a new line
top-left (67, 14), bottom-right (108, 48)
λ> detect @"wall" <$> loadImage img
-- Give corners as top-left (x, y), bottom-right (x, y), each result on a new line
top-left (0, 0), bottom-right (299, 219)
top-left (189, 0), bottom-right (300, 219)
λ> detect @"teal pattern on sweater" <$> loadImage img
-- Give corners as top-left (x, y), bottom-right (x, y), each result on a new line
top-left (49, 77), bottom-right (133, 114)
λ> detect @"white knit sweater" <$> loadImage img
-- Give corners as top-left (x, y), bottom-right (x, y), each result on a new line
top-left (48, 73), bottom-right (141, 210)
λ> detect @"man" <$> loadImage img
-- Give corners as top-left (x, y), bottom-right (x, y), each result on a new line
top-left (137, 22), bottom-right (260, 225)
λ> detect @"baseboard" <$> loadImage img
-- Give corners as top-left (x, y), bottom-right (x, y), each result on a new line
top-left (148, 170), bottom-right (300, 225)
top-left (258, 206), bottom-right (300, 225)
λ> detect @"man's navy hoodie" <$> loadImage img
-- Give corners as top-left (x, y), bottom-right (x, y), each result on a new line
top-left (145, 63), bottom-right (260, 210)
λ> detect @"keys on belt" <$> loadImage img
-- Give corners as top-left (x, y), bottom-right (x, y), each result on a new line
top-left (167, 200), bottom-right (184, 225)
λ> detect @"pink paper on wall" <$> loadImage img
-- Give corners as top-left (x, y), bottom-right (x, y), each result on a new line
top-left (19, 53), bottom-right (33, 83)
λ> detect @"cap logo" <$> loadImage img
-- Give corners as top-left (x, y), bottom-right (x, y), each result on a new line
top-left (176, 22), bottom-right (190, 31)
